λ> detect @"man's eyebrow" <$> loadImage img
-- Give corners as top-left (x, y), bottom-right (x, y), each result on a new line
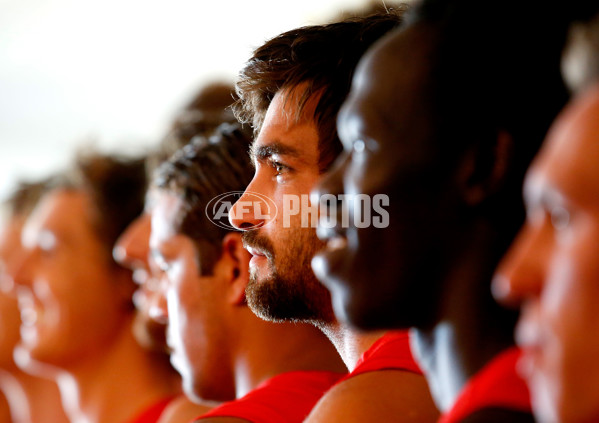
top-left (250, 142), bottom-right (302, 163)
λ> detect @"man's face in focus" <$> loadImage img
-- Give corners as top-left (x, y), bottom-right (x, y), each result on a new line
top-left (493, 86), bottom-right (599, 423)
top-left (229, 87), bottom-right (334, 324)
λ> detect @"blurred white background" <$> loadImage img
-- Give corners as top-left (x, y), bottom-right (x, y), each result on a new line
top-left (0, 0), bottom-right (391, 200)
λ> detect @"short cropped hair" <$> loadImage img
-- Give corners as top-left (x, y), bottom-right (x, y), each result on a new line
top-left (61, 152), bottom-right (147, 262)
top-left (153, 123), bottom-right (254, 275)
top-left (234, 12), bottom-right (405, 171)
top-left (1, 180), bottom-right (50, 220)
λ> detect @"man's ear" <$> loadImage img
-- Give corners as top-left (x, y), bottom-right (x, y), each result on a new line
top-left (457, 130), bottom-right (514, 206)
top-left (221, 232), bottom-right (251, 306)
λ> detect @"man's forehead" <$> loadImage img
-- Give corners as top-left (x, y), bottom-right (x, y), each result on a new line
top-left (28, 190), bottom-right (86, 229)
top-left (252, 87), bottom-right (321, 162)
top-left (150, 190), bottom-right (183, 244)
top-left (529, 91), bottom-right (599, 209)
top-left (21, 189), bottom-right (88, 247)
top-left (261, 84), bottom-right (322, 129)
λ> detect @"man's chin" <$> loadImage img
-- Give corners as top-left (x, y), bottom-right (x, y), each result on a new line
top-left (245, 275), bottom-right (328, 324)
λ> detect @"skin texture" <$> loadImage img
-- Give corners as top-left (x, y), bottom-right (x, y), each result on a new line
top-left (311, 24), bottom-right (451, 330)
top-left (312, 21), bottom-right (530, 419)
top-left (114, 210), bottom-right (170, 353)
top-left (115, 194), bottom-right (215, 421)
top-left (229, 86), bottom-right (437, 422)
top-left (149, 188), bottom-right (345, 410)
top-left (493, 85), bottom-right (599, 423)
top-left (229, 88), bottom-right (335, 324)
top-left (150, 190), bottom-right (236, 402)
top-left (11, 189), bottom-right (176, 423)
top-left (304, 371), bottom-right (439, 423)
top-left (0, 217), bottom-right (24, 366)
top-left (0, 215), bottom-right (69, 423)
top-left (15, 190), bottom-right (131, 366)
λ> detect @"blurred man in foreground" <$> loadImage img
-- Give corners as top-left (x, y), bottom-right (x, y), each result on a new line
top-left (311, 1), bottom-right (569, 421)
top-left (493, 83), bottom-right (599, 423)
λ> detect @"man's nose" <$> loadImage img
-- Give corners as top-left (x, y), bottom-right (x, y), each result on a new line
top-left (492, 223), bottom-right (549, 308)
top-left (113, 215), bottom-right (151, 268)
top-left (229, 184), bottom-right (271, 231)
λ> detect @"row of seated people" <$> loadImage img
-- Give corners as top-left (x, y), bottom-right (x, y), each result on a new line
top-left (1, 0), bottom-right (599, 422)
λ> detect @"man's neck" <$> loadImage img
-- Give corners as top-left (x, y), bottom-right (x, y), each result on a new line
top-left (411, 221), bottom-right (517, 412)
top-left (52, 317), bottom-right (177, 423)
top-left (318, 321), bottom-right (386, 372)
top-left (232, 310), bottom-right (347, 399)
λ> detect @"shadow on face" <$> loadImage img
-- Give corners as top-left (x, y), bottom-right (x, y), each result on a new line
top-left (493, 85), bottom-right (599, 423)
top-left (312, 22), bottom-right (460, 330)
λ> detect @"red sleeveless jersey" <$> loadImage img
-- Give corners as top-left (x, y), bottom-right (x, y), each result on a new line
top-left (439, 347), bottom-right (531, 423)
top-left (194, 370), bottom-right (344, 423)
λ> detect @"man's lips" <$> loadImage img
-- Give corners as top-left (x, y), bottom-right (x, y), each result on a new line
top-left (514, 314), bottom-right (546, 380)
top-left (245, 246), bottom-right (266, 257)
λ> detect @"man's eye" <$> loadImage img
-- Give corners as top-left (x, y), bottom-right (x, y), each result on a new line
top-left (272, 161), bottom-right (289, 175)
top-left (39, 231), bottom-right (56, 252)
top-left (550, 205), bottom-right (570, 231)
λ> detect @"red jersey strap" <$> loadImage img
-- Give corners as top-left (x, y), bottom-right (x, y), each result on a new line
top-left (125, 396), bottom-right (174, 423)
top-left (194, 370), bottom-right (345, 423)
top-left (438, 347), bottom-right (531, 423)
top-left (349, 330), bottom-right (422, 377)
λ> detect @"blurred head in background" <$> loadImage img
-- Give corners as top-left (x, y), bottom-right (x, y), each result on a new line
top-left (11, 152), bottom-right (146, 369)
top-left (0, 180), bottom-right (48, 367)
top-left (115, 81), bottom-right (238, 354)
top-left (0, 179), bottom-right (69, 423)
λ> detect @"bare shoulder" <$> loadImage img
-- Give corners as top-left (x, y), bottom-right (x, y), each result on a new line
top-left (157, 396), bottom-right (218, 423)
top-left (304, 370), bottom-right (439, 423)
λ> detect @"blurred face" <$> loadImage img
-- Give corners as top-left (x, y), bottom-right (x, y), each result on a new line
top-left (312, 25), bottom-right (455, 330)
top-left (149, 190), bottom-right (233, 402)
top-left (114, 193), bottom-right (169, 353)
top-left (0, 216), bottom-right (25, 367)
top-left (229, 87), bottom-right (333, 324)
top-left (493, 87), bottom-right (599, 423)
top-left (12, 189), bottom-right (129, 367)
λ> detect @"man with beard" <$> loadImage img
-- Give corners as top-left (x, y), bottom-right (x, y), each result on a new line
top-left (148, 123), bottom-right (346, 423)
top-left (229, 11), bottom-right (438, 422)
top-left (310, 0), bottom-right (570, 421)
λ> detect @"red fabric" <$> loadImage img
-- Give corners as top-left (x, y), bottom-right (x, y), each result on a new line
top-left (438, 347), bottom-right (532, 423)
top-left (194, 370), bottom-right (344, 423)
top-left (347, 330), bottom-right (422, 378)
top-left (125, 396), bottom-right (173, 423)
